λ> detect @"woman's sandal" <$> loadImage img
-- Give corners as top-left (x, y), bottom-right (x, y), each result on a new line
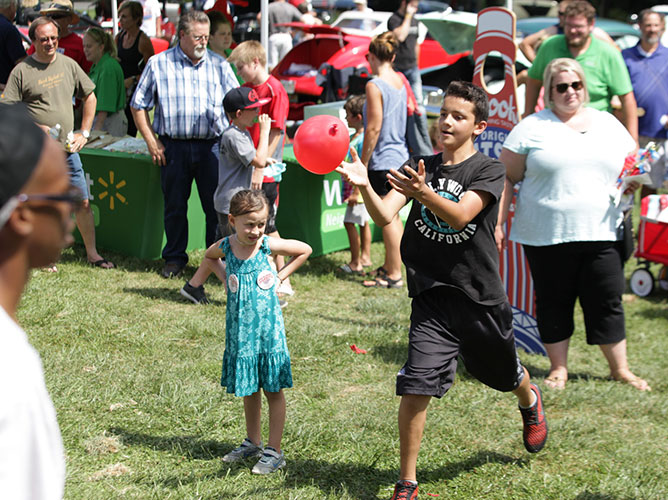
top-left (609, 373), bottom-right (651, 391)
top-left (544, 375), bottom-right (567, 390)
top-left (362, 275), bottom-right (404, 289)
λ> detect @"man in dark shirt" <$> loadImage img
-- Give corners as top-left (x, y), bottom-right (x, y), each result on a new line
top-left (387, 0), bottom-right (432, 156)
top-left (0, 0), bottom-right (26, 90)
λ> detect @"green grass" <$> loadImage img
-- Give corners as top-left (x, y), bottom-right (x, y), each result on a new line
top-left (17, 241), bottom-right (668, 500)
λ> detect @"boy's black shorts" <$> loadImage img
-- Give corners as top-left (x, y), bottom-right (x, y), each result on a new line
top-left (396, 286), bottom-right (524, 398)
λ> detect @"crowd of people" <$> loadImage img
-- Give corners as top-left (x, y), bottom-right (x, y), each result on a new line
top-left (0, 0), bottom-right (664, 499)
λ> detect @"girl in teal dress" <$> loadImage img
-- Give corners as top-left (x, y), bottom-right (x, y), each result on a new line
top-left (200, 189), bottom-right (312, 474)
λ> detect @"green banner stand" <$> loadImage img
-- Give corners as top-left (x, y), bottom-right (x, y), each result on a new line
top-left (77, 148), bottom-right (206, 260)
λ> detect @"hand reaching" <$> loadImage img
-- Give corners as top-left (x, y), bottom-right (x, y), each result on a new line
top-left (386, 159), bottom-right (428, 201)
top-left (335, 147), bottom-right (369, 187)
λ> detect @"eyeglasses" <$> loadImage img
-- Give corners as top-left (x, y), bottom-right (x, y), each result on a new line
top-left (46, 12), bottom-right (70, 20)
top-left (38, 36), bottom-right (59, 43)
top-left (191, 34), bottom-right (209, 43)
top-left (0, 188), bottom-right (84, 229)
top-left (553, 81), bottom-right (584, 93)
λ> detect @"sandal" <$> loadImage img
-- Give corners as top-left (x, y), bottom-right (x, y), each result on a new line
top-left (89, 258), bottom-right (115, 269)
top-left (368, 266), bottom-right (388, 279)
top-left (544, 375), bottom-right (567, 390)
top-left (362, 275), bottom-right (403, 289)
top-left (338, 263), bottom-right (365, 276)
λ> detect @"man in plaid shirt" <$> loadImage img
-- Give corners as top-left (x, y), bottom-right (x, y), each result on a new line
top-left (132, 10), bottom-right (238, 278)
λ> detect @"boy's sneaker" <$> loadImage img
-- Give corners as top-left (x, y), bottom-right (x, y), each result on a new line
top-left (222, 438), bottom-right (263, 463)
top-left (251, 446), bottom-right (286, 474)
top-left (180, 281), bottom-right (210, 305)
top-left (390, 480), bottom-right (418, 500)
top-left (519, 383), bottom-right (548, 453)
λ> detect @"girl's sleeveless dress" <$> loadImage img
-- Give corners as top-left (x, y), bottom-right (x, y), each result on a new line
top-left (220, 236), bottom-right (293, 397)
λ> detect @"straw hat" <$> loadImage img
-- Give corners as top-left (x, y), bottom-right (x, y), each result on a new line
top-left (40, 0), bottom-right (80, 24)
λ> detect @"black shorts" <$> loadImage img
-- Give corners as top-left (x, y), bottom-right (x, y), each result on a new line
top-left (262, 181), bottom-right (279, 234)
top-left (523, 241), bottom-right (626, 345)
top-left (397, 287), bottom-right (524, 398)
top-left (368, 170), bottom-right (391, 197)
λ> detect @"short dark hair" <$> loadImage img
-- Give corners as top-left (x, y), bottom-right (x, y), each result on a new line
top-left (344, 94), bottom-right (365, 117)
top-left (28, 16), bottom-right (60, 41)
top-left (443, 81), bottom-right (488, 122)
top-left (118, 1), bottom-right (143, 26)
top-left (564, 0), bottom-right (596, 23)
top-left (207, 9), bottom-right (230, 35)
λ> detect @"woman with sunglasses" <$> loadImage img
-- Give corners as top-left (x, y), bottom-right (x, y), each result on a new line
top-left (496, 58), bottom-right (650, 392)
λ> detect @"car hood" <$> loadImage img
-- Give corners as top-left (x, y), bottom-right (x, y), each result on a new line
top-left (416, 10), bottom-right (478, 56)
top-left (276, 22), bottom-right (346, 37)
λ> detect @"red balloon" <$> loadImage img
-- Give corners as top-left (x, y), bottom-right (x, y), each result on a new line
top-left (293, 115), bottom-right (350, 175)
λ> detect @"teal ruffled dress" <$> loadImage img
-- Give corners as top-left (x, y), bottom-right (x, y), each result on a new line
top-left (220, 236), bottom-right (293, 397)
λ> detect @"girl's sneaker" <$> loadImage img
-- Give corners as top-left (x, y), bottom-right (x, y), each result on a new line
top-left (390, 480), bottom-right (418, 499)
top-left (251, 446), bottom-right (286, 474)
top-left (222, 438), bottom-right (263, 463)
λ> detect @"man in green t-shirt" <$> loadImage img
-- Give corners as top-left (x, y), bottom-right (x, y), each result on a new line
top-left (2, 16), bottom-right (114, 268)
top-left (524, 0), bottom-right (638, 142)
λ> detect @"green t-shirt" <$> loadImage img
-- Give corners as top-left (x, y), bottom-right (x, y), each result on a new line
top-left (2, 53), bottom-right (95, 145)
top-left (89, 52), bottom-right (125, 114)
top-left (527, 35), bottom-right (633, 111)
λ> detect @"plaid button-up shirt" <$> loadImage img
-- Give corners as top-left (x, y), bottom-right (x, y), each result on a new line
top-left (131, 44), bottom-right (238, 139)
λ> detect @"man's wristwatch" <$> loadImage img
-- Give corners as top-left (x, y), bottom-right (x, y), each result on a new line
top-left (82, 129), bottom-right (90, 139)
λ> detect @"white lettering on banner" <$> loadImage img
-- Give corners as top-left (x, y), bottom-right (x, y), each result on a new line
top-left (85, 172), bottom-right (94, 200)
top-left (488, 95), bottom-right (517, 123)
top-left (477, 140), bottom-right (503, 158)
top-left (323, 179), bottom-right (342, 207)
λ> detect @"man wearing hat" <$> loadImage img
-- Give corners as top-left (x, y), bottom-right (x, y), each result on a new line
top-left (131, 10), bottom-right (238, 278)
top-left (26, 0), bottom-right (91, 72)
top-left (0, 102), bottom-right (72, 499)
top-left (3, 16), bottom-right (115, 269)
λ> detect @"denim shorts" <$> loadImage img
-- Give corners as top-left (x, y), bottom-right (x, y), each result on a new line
top-left (66, 153), bottom-right (89, 199)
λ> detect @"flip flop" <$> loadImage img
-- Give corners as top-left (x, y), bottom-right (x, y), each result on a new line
top-left (362, 275), bottom-right (403, 289)
top-left (89, 258), bottom-right (115, 269)
top-left (338, 264), bottom-right (365, 276)
top-left (368, 266), bottom-right (388, 279)
top-left (544, 375), bottom-right (566, 390)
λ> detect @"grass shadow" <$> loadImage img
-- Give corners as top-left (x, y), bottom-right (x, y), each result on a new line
top-left (122, 286), bottom-right (226, 306)
top-left (107, 428), bottom-right (526, 499)
top-left (573, 492), bottom-right (630, 500)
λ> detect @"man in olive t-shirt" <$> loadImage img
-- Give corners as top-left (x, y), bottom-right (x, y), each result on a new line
top-left (2, 16), bottom-right (114, 268)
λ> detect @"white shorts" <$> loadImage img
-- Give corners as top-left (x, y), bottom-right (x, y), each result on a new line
top-left (344, 203), bottom-right (369, 226)
top-left (268, 32), bottom-right (293, 68)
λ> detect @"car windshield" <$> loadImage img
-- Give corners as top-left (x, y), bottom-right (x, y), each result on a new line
top-left (334, 18), bottom-right (382, 31)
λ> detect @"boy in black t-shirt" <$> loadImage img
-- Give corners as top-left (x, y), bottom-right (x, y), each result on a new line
top-left (337, 81), bottom-right (548, 500)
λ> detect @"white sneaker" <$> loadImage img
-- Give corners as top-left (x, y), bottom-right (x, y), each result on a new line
top-left (277, 281), bottom-right (294, 296)
top-left (222, 438), bottom-right (263, 463)
top-left (251, 446), bottom-right (285, 474)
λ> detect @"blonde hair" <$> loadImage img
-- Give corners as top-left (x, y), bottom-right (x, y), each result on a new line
top-left (543, 58), bottom-right (590, 109)
top-left (228, 40), bottom-right (266, 68)
top-left (85, 26), bottom-right (117, 59)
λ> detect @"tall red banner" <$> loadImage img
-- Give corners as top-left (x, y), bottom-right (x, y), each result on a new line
top-left (472, 7), bottom-right (545, 355)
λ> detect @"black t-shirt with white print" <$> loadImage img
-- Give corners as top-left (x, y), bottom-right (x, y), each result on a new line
top-left (399, 151), bottom-right (506, 305)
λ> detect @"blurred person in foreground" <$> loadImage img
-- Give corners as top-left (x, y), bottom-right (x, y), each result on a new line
top-left (0, 102), bottom-right (76, 499)
top-left (497, 58), bottom-right (649, 391)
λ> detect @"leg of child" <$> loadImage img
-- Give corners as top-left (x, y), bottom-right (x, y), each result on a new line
top-left (397, 394), bottom-right (431, 481)
top-left (382, 215), bottom-right (404, 281)
top-left (244, 391), bottom-right (263, 446)
top-left (263, 389), bottom-right (286, 452)
top-left (360, 222), bottom-right (372, 267)
top-left (512, 366), bottom-right (536, 407)
top-left (344, 221), bottom-right (363, 271)
top-left (188, 261), bottom-right (214, 287)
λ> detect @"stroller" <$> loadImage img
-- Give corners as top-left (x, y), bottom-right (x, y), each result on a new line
top-left (629, 194), bottom-right (668, 297)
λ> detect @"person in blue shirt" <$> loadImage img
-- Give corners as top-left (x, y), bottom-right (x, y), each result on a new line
top-left (622, 9), bottom-right (668, 196)
top-left (0, 0), bottom-right (26, 90)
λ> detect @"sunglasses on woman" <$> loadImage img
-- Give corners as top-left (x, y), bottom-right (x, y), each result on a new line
top-left (554, 81), bottom-right (584, 93)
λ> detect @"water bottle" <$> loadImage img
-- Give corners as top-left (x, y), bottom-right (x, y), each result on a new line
top-left (48, 123), bottom-right (61, 141)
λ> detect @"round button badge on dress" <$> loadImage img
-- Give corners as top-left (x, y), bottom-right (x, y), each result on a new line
top-left (228, 274), bottom-right (239, 293)
top-left (257, 270), bottom-right (275, 290)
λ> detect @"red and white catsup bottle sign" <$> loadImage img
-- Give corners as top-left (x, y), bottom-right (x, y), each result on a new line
top-left (472, 8), bottom-right (545, 356)
top-left (472, 7), bottom-right (519, 160)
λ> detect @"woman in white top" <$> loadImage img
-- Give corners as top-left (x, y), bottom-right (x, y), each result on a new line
top-left (497, 58), bottom-right (649, 391)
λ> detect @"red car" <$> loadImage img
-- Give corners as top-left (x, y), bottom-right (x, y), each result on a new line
top-left (270, 10), bottom-right (470, 119)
